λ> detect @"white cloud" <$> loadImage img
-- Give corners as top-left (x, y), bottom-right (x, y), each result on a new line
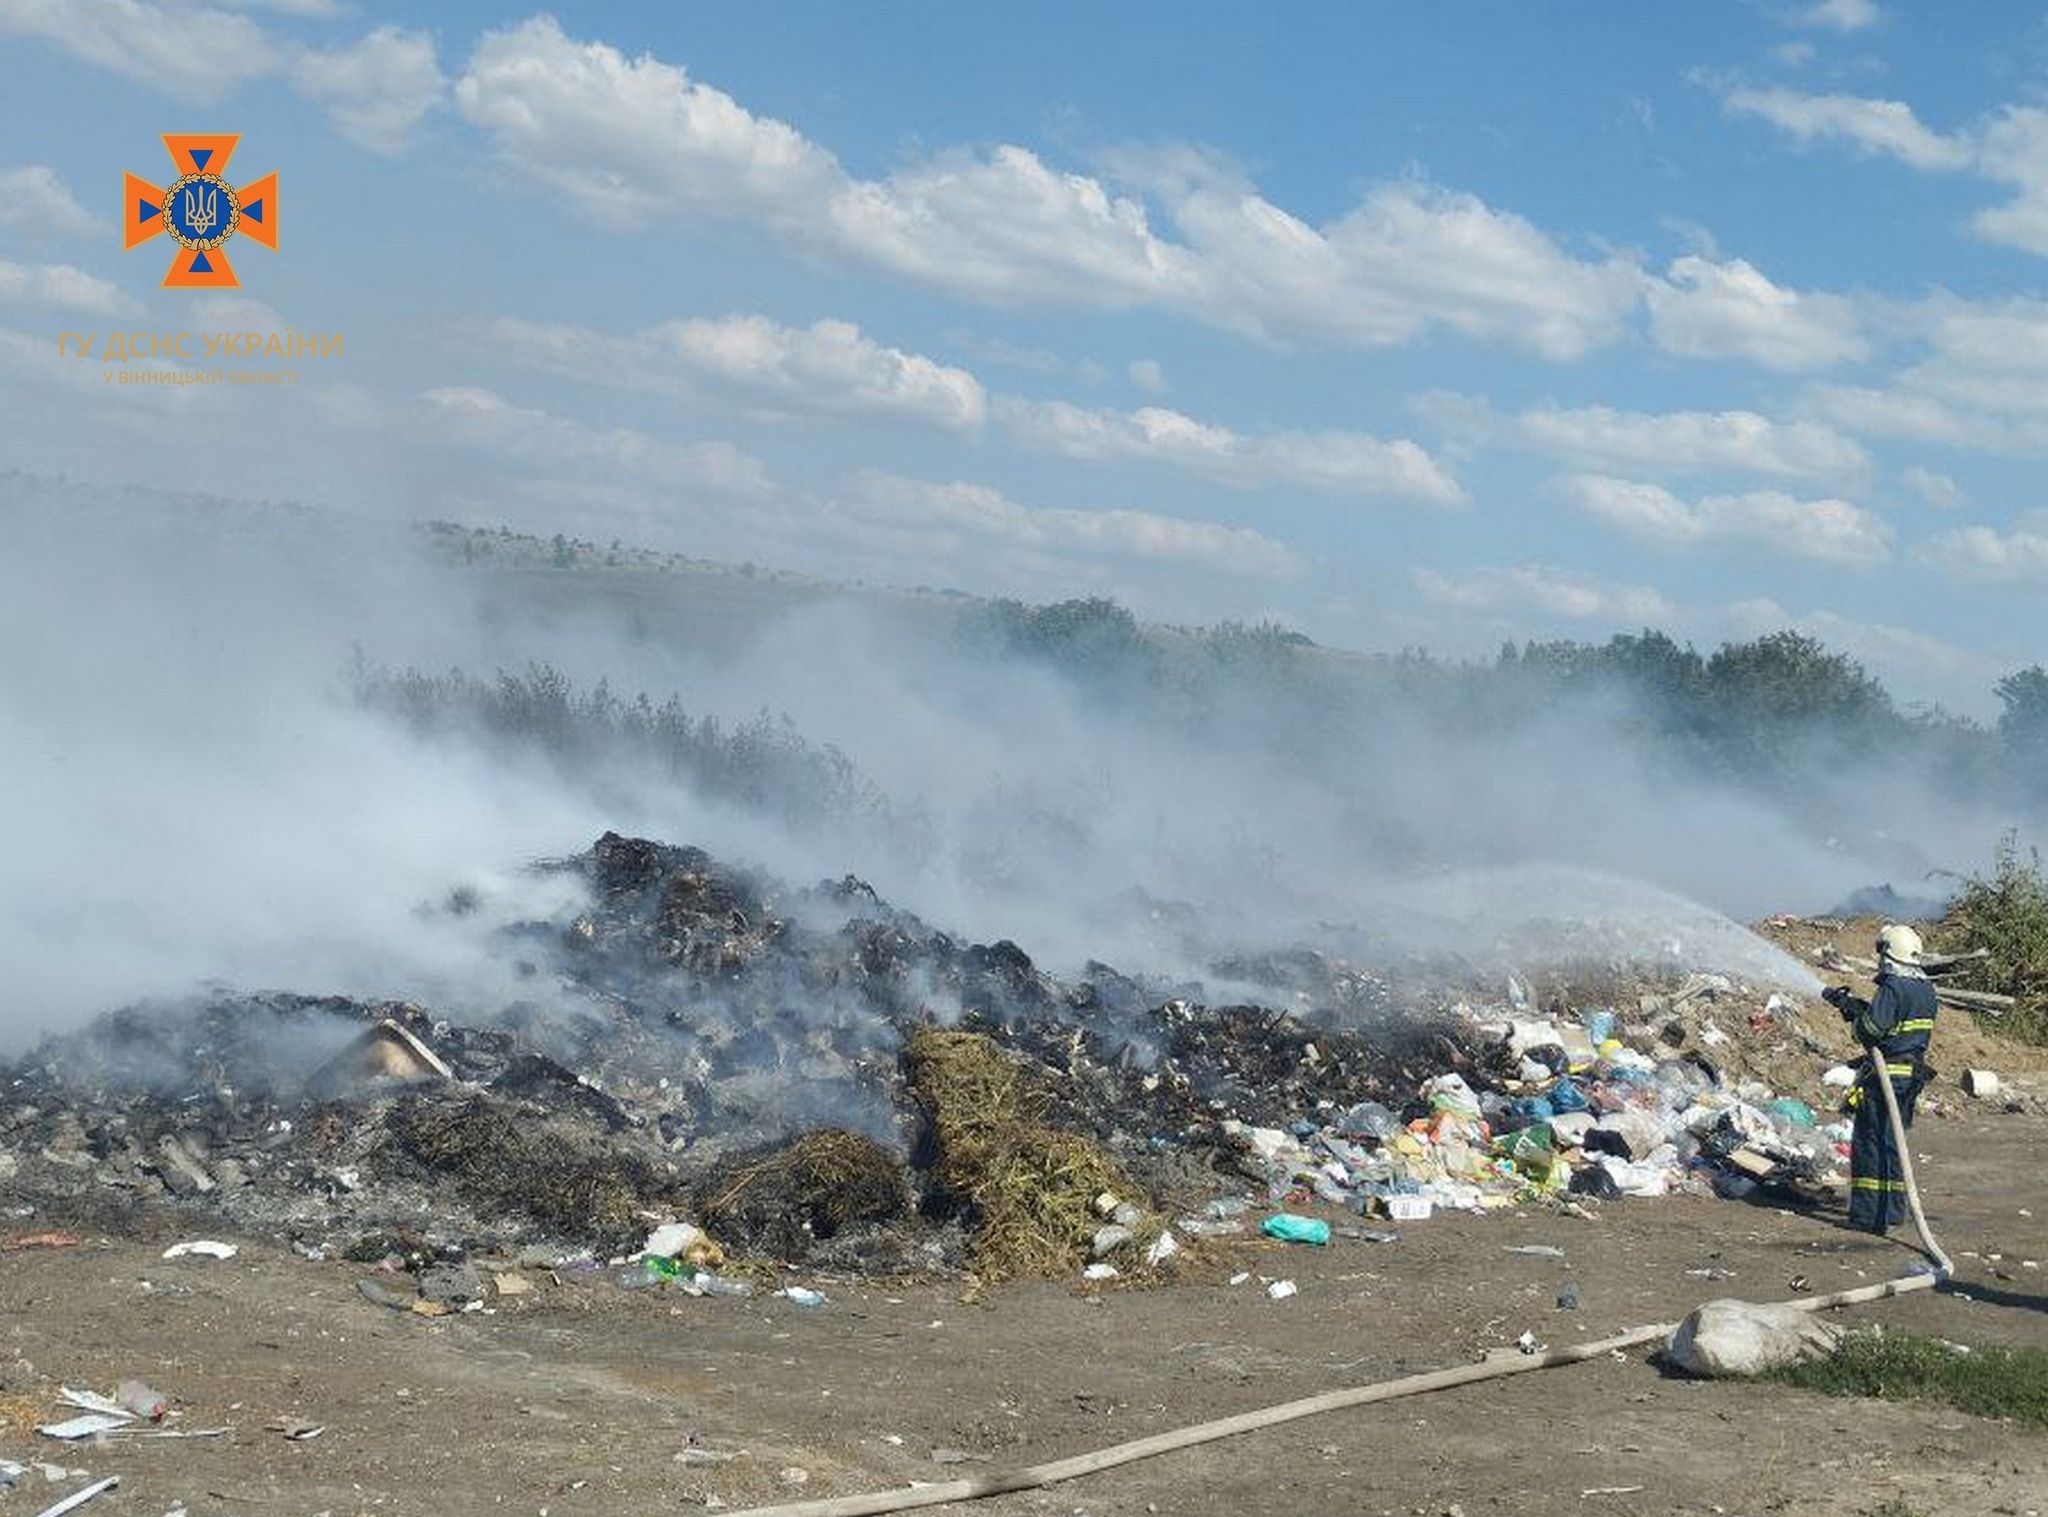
top-left (1722, 87), bottom-right (1970, 171)
top-left (293, 26), bottom-right (445, 154)
top-left (1792, 0), bottom-right (1881, 33)
top-left (1413, 564), bottom-right (1673, 622)
top-left (1646, 254), bottom-right (1868, 370)
top-left (1805, 295), bottom-right (2048, 452)
top-left (1725, 600), bottom-right (1976, 690)
top-left (213, 0), bottom-right (340, 14)
top-left (420, 386), bottom-right (772, 496)
top-left (1430, 395), bottom-right (1867, 482)
top-left (1804, 383), bottom-right (1993, 448)
top-left (825, 143), bottom-right (1204, 311)
top-left (0, 165), bottom-right (101, 237)
top-left (1920, 524), bottom-right (2048, 586)
top-left (1563, 474), bottom-right (1893, 566)
top-left (454, 16), bottom-right (843, 227)
top-left (996, 397), bottom-right (1466, 505)
top-left (654, 316), bottom-right (987, 429)
top-left (0, 259), bottom-right (136, 314)
top-left (186, 293), bottom-right (287, 334)
top-left (848, 471), bottom-right (1301, 579)
top-left (494, 313), bottom-right (988, 431)
top-left (1969, 107), bottom-right (2048, 253)
top-left (455, 18), bottom-right (1645, 359)
top-left (1129, 177), bottom-right (1645, 358)
top-left (1722, 87), bottom-right (2048, 258)
top-left (0, 1), bottom-right (441, 149)
top-left (1900, 465), bottom-right (1962, 508)
top-left (0, 0), bottom-right (283, 102)
top-left (1128, 357), bottom-right (1166, 393)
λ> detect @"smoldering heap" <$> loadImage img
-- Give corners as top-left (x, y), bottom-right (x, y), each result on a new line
top-left (0, 832), bottom-right (1834, 1279)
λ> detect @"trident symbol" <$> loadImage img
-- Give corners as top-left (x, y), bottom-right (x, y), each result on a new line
top-left (183, 183), bottom-right (217, 238)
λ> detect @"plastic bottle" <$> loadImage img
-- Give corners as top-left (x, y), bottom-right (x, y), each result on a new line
top-left (689, 1271), bottom-right (756, 1298)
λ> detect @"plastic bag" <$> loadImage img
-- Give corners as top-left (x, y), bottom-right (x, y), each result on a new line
top-left (1261, 1213), bottom-right (1331, 1246)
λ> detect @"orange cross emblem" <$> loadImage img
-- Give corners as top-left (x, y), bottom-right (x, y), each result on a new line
top-left (124, 134), bottom-right (277, 289)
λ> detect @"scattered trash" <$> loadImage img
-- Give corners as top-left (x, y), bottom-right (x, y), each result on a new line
top-left (31, 1474), bottom-right (119, 1517)
top-left (1, 1232), bottom-right (82, 1252)
top-left (1091, 1224), bottom-right (1134, 1259)
top-left (355, 1279), bottom-right (415, 1312)
top-left (417, 1263), bottom-right (488, 1307)
top-left (1080, 1263), bottom-right (1120, 1282)
top-left (1962, 1069), bottom-right (2002, 1099)
top-left (0, 830), bottom-right (1903, 1292)
top-left (683, 1271), bottom-right (755, 1298)
top-left (160, 1240), bottom-right (237, 1261)
top-left (1504, 1244), bottom-right (1565, 1259)
top-left (1266, 1279), bottom-right (1298, 1300)
top-left (1556, 1282), bottom-right (1582, 1311)
top-left (776, 1286), bottom-right (828, 1308)
top-left (1260, 1214), bottom-right (1330, 1246)
top-left (269, 1418), bottom-right (326, 1440)
top-left (56, 1390), bottom-right (129, 1419)
top-left (306, 1017), bottom-right (453, 1096)
top-left (115, 1381), bottom-right (169, 1421)
top-left (1333, 1226), bottom-right (1400, 1244)
top-left (1515, 1330), bottom-right (1545, 1355)
top-left (35, 1415), bottom-right (129, 1442)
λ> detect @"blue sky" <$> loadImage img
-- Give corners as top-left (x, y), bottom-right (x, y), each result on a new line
top-left (3, 0), bottom-right (2046, 714)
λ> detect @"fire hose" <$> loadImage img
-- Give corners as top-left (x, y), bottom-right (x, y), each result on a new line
top-left (726, 1065), bottom-right (1953, 1517)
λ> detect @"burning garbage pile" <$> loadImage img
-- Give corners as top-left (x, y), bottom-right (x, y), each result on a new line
top-left (0, 832), bottom-right (1856, 1286)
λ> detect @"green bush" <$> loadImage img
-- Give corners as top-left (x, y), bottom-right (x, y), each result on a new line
top-left (1939, 831), bottom-right (2048, 1044)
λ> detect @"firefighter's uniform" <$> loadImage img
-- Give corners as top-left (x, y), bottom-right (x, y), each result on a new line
top-left (1834, 970), bottom-right (1939, 1232)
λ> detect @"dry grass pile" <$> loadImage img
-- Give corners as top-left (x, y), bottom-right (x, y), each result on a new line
top-left (905, 1028), bottom-right (1159, 1280)
top-left (697, 1128), bottom-right (910, 1262)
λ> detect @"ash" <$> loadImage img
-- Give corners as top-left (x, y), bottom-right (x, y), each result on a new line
top-left (0, 831), bottom-right (1777, 1271)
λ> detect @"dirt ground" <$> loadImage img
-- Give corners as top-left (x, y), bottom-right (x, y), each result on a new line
top-left (5, 1081), bottom-right (2046, 1517)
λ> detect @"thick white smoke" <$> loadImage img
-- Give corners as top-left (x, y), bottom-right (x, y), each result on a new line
top-left (7, 481), bottom-right (1995, 1048)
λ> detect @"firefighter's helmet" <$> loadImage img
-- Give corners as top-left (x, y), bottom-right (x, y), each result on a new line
top-left (1876, 922), bottom-right (1924, 966)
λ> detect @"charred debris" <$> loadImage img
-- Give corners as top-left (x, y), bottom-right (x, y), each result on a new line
top-left (0, 832), bottom-right (1794, 1276)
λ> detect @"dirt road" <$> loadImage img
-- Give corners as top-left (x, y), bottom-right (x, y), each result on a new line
top-left (4, 1096), bottom-right (2045, 1517)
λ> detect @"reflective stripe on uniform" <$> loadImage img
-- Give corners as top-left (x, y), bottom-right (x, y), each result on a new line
top-left (1850, 1177), bottom-right (1908, 1190)
top-left (1884, 1063), bottom-right (1915, 1077)
top-left (1896, 1018), bottom-right (1935, 1033)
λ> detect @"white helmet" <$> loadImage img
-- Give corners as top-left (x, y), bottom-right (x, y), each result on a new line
top-left (1876, 922), bottom-right (1923, 966)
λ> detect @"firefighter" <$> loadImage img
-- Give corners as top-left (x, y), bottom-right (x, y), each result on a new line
top-left (1822, 923), bottom-right (1939, 1234)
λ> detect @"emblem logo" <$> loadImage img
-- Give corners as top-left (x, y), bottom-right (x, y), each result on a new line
top-left (124, 134), bottom-right (276, 288)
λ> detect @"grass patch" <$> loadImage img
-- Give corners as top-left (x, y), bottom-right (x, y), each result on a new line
top-left (1937, 830), bottom-right (2048, 1044)
top-left (905, 1029), bottom-right (1160, 1281)
top-left (1769, 1329), bottom-right (2048, 1428)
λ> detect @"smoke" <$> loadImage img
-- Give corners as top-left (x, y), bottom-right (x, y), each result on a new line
top-left (0, 488), bottom-right (610, 1041)
top-left (5, 479), bottom-right (1999, 1049)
